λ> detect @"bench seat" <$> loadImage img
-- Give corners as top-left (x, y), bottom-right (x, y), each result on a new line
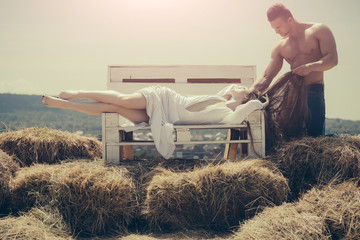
top-left (102, 65), bottom-right (265, 163)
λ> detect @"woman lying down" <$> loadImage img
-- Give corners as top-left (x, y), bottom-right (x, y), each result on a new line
top-left (42, 85), bottom-right (268, 158)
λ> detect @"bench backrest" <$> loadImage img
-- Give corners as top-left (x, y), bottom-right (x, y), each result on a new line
top-left (107, 65), bottom-right (256, 95)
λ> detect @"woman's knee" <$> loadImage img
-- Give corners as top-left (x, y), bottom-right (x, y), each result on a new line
top-left (115, 107), bottom-right (149, 124)
top-left (119, 93), bottom-right (146, 109)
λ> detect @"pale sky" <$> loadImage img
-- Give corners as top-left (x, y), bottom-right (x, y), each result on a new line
top-left (1, 0), bottom-right (359, 120)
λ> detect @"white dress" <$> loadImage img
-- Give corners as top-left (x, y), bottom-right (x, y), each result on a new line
top-left (124, 85), bottom-right (263, 159)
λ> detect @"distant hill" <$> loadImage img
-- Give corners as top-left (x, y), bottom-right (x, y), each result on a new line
top-left (0, 94), bottom-right (101, 137)
top-left (0, 93), bottom-right (359, 137)
top-left (325, 118), bottom-right (360, 136)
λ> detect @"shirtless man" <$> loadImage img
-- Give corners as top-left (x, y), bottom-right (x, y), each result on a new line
top-left (249, 3), bottom-right (338, 136)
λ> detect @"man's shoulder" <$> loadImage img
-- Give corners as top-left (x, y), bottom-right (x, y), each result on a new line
top-left (274, 38), bottom-right (288, 49)
top-left (309, 23), bottom-right (333, 38)
top-left (309, 22), bottom-right (331, 32)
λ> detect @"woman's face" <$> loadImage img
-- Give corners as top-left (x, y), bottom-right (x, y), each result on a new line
top-left (231, 88), bottom-right (250, 103)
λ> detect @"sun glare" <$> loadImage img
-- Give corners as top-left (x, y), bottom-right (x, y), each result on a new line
top-left (134, 0), bottom-right (179, 5)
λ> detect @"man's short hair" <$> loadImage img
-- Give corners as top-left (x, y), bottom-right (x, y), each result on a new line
top-left (267, 3), bottom-right (293, 22)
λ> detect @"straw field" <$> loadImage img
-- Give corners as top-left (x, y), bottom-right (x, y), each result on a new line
top-left (0, 127), bottom-right (360, 239)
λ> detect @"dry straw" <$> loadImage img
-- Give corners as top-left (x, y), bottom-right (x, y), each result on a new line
top-left (296, 181), bottom-right (360, 239)
top-left (270, 136), bottom-right (360, 199)
top-left (9, 163), bottom-right (62, 212)
top-left (0, 127), bottom-right (102, 166)
top-left (234, 202), bottom-right (331, 240)
top-left (144, 159), bottom-right (289, 231)
top-left (9, 161), bottom-right (139, 237)
top-left (55, 161), bottom-right (138, 236)
top-left (0, 150), bottom-right (19, 210)
top-left (0, 207), bottom-right (73, 240)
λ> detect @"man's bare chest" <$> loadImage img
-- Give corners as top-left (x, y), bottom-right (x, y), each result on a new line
top-left (281, 35), bottom-right (321, 65)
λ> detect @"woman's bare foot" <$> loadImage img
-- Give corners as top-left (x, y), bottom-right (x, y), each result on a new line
top-left (58, 90), bottom-right (82, 100)
top-left (41, 95), bottom-right (69, 109)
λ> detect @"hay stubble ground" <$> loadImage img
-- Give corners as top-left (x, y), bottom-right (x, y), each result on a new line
top-left (0, 127), bottom-right (360, 239)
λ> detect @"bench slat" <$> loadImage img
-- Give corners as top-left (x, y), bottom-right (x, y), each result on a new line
top-left (106, 139), bottom-right (263, 146)
top-left (187, 78), bottom-right (241, 84)
top-left (122, 78), bottom-right (175, 83)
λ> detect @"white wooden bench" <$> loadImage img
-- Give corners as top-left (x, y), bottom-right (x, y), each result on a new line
top-left (102, 65), bottom-right (265, 164)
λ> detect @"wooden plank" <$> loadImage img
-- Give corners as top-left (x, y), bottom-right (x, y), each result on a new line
top-left (123, 78), bottom-right (175, 83)
top-left (107, 65), bottom-right (257, 95)
top-left (123, 131), bottom-right (133, 160)
top-left (105, 123), bottom-right (255, 131)
top-left (224, 129), bottom-right (240, 159)
top-left (187, 78), bottom-right (241, 84)
top-left (107, 145), bottom-right (120, 164)
top-left (102, 114), bottom-right (107, 161)
top-left (248, 142), bottom-right (263, 158)
top-left (105, 139), bottom-right (262, 146)
top-left (105, 113), bottom-right (119, 127)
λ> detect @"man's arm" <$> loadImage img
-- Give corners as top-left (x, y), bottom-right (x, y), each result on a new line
top-left (292, 23), bottom-right (338, 76)
top-left (250, 44), bottom-right (283, 93)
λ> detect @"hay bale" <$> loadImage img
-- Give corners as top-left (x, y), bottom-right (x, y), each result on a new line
top-left (234, 203), bottom-right (331, 240)
top-left (296, 181), bottom-right (360, 239)
top-left (0, 150), bottom-right (20, 210)
top-left (9, 164), bottom-right (62, 212)
top-left (144, 159), bottom-right (288, 230)
top-left (270, 136), bottom-right (360, 199)
top-left (0, 127), bottom-right (101, 166)
top-left (0, 208), bottom-right (73, 240)
top-left (9, 161), bottom-right (138, 236)
top-left (55, 161), bottom-right (138, 236)
top-left (0, 150), bottom-right (19, 177)
top-left (26, 206), bottom-right (72, 238)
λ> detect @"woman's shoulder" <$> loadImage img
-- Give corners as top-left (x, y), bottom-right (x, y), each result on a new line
top-left (216, 84), bottom-right (247, 96)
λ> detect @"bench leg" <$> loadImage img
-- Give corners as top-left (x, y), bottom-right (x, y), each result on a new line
top-left (224, 129), bottom-right (240, 159)
top-left (240, 128), bottom-right (248, 156)
top-left (107, 146), bottom-right (121, 164)
top-left (123, 131), bottom-right (133, 160)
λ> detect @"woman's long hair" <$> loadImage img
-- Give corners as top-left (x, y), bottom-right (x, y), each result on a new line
top-left (261, 72), bottom-right (310, 153)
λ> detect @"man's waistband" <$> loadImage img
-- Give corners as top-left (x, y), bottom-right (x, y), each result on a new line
top-left (308, 84), bottom-right (324, 91)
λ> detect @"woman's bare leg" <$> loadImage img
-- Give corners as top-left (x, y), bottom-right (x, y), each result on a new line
top-left (58, 90), bottom-right (146, 109)
top-left (42, 96), bottom-right (149, 124)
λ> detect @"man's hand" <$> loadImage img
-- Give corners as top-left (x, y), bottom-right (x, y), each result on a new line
top-left (262, 94), bottom-right (269, 108)
top-left (292, 64), bottom-right (312, 76)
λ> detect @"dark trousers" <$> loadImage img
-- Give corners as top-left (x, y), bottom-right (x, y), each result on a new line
top-left (306, 84), bottom-right (325, 137)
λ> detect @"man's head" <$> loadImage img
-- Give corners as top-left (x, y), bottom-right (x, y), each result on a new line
top-left (267, 4), bottom-right (294, 38)
top-left (267, 3), bottom-right (293, 22)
